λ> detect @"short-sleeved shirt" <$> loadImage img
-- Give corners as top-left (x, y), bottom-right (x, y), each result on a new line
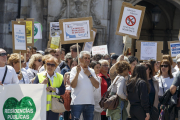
top-left (172, 71), bottom-right (180, 87)
top-left (70, 66), bottom-right (97, 105)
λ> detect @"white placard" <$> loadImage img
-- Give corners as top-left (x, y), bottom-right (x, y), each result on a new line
top-left (50, 22), bottom-right (60, 37)
top-left (0, 84), bottom-right (46, 120)
top-left (141, 42), bottom-right (157, 60)
top-left (34, 23), bottom-right (42, 39)
top-left (92, 45), bottom-right (108, 56)
top-left (119, 7), bottom-right (142, 36)
top-left (84, 42), bottom-right (93, 52)
top-left (170, 43), bottom-right (180, 57)
top-left (14, 24), bottom-right (26, 50)
top-left (63, 20), bottom-right (90, 41)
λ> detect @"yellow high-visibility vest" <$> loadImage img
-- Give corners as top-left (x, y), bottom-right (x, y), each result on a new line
top-left (38, 72), bottom-right (63, 111)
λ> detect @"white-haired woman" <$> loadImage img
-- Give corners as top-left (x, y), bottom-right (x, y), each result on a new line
top-left (27, 54), bottom-right (43, 80)
top-left (98, 59), bottom-right (111, 120)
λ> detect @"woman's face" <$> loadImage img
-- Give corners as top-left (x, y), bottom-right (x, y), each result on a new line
top-left (34, 57), bottom-right (42, 69)
top-left (94, 64), bottom-right (101, 74)
top-left (154, 62), bottom-right (160, 72)
top-left (71, 61), bottom-right (78, 69)
top-left (160, 63), bottom-right (169, 74)
top-left (123, 69), bottom-right (129, 77)
top-left (13, 60), bottom-right (24, 71)
top-left (100, 62), bottom-right (109, 73)
top-left (46, 60), bottom-right (57, 74)
top-left (67, 58), bottom-right (72, 64)
top-left (130, 60), bottom-right (137, 73)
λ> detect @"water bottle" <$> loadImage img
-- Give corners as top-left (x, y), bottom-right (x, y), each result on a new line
top-left (59, 115), bottom-right (64, 120)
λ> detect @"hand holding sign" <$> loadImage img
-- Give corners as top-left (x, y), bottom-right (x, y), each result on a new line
top-left (42, 73), bottom-right (49, 84)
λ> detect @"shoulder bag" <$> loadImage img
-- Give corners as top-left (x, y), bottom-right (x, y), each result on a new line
top-left (99, 76), bottom-right (119, 110)
top-left (1, 66), bottom-right (8, 84)
top-left (48, 78), bottom-right (66, 113)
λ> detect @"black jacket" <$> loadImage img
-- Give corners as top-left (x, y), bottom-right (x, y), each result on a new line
top-left (127, 80), bottom-right (150, 113)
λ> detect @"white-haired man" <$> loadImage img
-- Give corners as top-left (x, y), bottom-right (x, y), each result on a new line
top-left (0, 48), bottom-right (19, 85)
top-left (70, 51), bottom-right (99, 120)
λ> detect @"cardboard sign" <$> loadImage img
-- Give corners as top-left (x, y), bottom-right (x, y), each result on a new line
top-left (116, 2), bottom-right (146, 39)
top-left (34, 23), bottom-right (42, 39)
top-left (12, 21), bottom-right (27, 53)
top-left (135, 40), bottom-right (163, 61)
top-left (92, 45), bottom-right (108, 56)
top-left (50, 22), bottom-right (60, 37)
top-left (16, 18), bottom-right (34, 46)
top-left (0, 84), bottom-right (46, 120)
top-left (50, 37), bottom-right (60, 49)
top-left (59, 17), bottom-right (93, 44)
top-left (83, 28), bottom-right (97, 52)
top-left (168, 41), bottom-right (180, 58)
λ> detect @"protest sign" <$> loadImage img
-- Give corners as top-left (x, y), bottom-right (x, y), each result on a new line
top-left (0, 84), bottom-right (46, 120)
top-left (50, 37), bottom-right (60, 49)
top-left (83, 28), bottom-right (97, 52)
top-left (59, 17), bottom-right (93, 44)
top-left (12, 21), bottom-right (27, 53)
top-left (116, 2), bottom-right (146, 39)
top-left (16, 18), bottom-right (34, 46)
top-left (135, 40), bottom-right (163, 61)
top-left (50, 22), bottom-right (60, 37)
top-left (92, 45), bottom-right (108, 56)
top-left (34, 22), bottom-right (42, 40)
top-left (168, 41), bottom-right (180, 58)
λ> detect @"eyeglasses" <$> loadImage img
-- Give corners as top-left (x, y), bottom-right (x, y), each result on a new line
top-left (102, 65), bottom-right (109, 67)
top-left (160, 65), bottom-right (168, 68)
top-left (0, 53), bottom-right (7, 57)
top-left (36, 59), bottom-right (42, 62)
top-left (47, 63), bottom-right (56, 67)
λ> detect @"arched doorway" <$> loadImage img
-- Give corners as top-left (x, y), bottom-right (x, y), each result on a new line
top-left (133, 0), bottom-right (180, 54)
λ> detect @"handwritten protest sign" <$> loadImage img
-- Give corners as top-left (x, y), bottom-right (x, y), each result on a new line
top-left (50, 37), bottom-right (60, 49)
top-left (92, 45), bottom-right (108, 56)
top-left (59, 17), bottom-right (93, 44)
top-left (170, 42), bottom-right (180, 57)
top-left (50, 22), bottom-right (60, 37)
top-left (116, 2), bottom-right (146, 39)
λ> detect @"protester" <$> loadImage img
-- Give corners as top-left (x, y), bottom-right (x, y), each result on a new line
top-left (173, 57), bottom-right (180, 76)
top-left (70, 44), bottom-right (81, 58)
top-left (70, 51), bottom-right (99, 120)
top-left (0, 48), bottom-right (19, 85)
top-left (162, 55), bottom-right (176, 73)
top-left (61, 48), bottom-right (66, 60)
top-left (128, 56), bottom-right (138, 75)
top-left (174, 54), bottom-right (180, 71)
top-left (30, 46), bottom-right (37, 55)
top-left (106, 61), bottom-right (130, 120)
top-left (89, 61), bottom-right (103, 120)
top-left (33, 56), bottom-right (65, 120)
top-left (142, 63), bottom-right (159, 109)
top-left (8, 53), bottom-right (30, 84)
top-left (27, 54), bottom-right (43, 80)
top-left (98, 59), bottom-right (111, 120)
top-left (111, 54), bottom-right (119, 66)
top-left (61, 53), bottom-right (72, 76)
top-left (103, 54), bottom-right (111, 66)
top-left (148, 59), bottom-right (160, 76)
top-left (127, 64), bottom-right (150, 120)
top-left (24, 47), bottom-right (31, 70)
top-left (154, 59), bottom-right (174, 97)
top-left (92, 54), bottom-right (103, 61)
top-left (70, 58), bottom-right (78, 69)
top-left (172, 58), bottom-right (177, 68)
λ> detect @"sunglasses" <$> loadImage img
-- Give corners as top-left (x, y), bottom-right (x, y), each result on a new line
top-left (160, 65), bottom-right (168, 68)
top-left (0, 53), bottom-right (7, 56)
top-left (36, 59), bottom-right (42, 62)
top-left (47, 63), bottom-right (56, 67)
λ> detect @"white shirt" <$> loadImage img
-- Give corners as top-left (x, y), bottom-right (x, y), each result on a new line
top-left (43, 71), bottom-right (59, 94)
top-left (0, 65), bottom-right (19, 84)
top-left (70, 66), bottom-right (97, 105)
top-left (27, 68), bottom-right (38, 80)
top-left (154, 75), bottom-right (174, 96)
top-left (18, 71), bottom-right (30, 84)
top-left (25, 62), bottom-right (29, 70)
top-left (39, 65), bottom-right (61, 74)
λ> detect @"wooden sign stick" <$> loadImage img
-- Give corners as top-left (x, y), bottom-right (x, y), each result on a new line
top-left (24, 53), bottom-right (26, 63)
top-left (77, 43), bottom-right (79, 64)
top-left (123, 37), bottom-right (127, 55)
top-left (19, 51), bottom-right (21, 74)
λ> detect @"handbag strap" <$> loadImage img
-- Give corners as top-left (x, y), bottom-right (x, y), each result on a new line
top-left (48, 78), bottom-right (52, 93)
top-left (2, 66), bottom-right (8, 84)
top-left (160, 76), bottom-right (165, 94)
top-left (107, 76), bottom-right (119, 91)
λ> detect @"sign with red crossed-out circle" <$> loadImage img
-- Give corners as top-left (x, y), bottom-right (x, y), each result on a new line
top-left (125, 15), bottom-right (136, 26)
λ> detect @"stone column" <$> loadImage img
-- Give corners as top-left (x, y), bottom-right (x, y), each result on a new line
top-left (108, 0), bottom-right (124, 55)
top-left (29, 0), bottom-right (44, 50)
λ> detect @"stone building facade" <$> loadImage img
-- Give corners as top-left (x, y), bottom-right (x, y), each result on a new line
top-left (1, 0), bottom-right (180, 55)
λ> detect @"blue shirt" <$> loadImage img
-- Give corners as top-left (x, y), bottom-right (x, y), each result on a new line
top-left (61, 65), bottom-right (70, 76)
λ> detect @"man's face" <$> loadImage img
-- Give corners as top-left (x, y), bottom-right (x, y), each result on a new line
top-left (71, 50), bottom-right (77, 58)
top-left (61, 51), bottom-right (65, 60)
top-left (0, 49), bottom-right (7, 65)
top-left (55, 51), bottom-right (61, 60)
top-left (26, 48), bottom-right (30, 61)
top-left (80, 54), bottom-right (90, 67)
top-left (50, 52), bottom-right (56, 57)
top-left (32, 49), bottom-right (36, 54)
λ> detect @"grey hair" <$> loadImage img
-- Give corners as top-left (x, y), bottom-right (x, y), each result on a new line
top-left (99, 59), bottom-right (109, 66)
top-left (117, 55), bottom-right (130, 63)
top-left (79, 51), bottom-right (91, 58)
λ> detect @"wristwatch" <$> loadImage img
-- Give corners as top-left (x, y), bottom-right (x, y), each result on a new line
top-left (88, 75), bottom-right (92, 78)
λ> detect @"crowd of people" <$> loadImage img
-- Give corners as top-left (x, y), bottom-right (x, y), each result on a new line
top-left (1, 44), bottom-right (180, 120)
